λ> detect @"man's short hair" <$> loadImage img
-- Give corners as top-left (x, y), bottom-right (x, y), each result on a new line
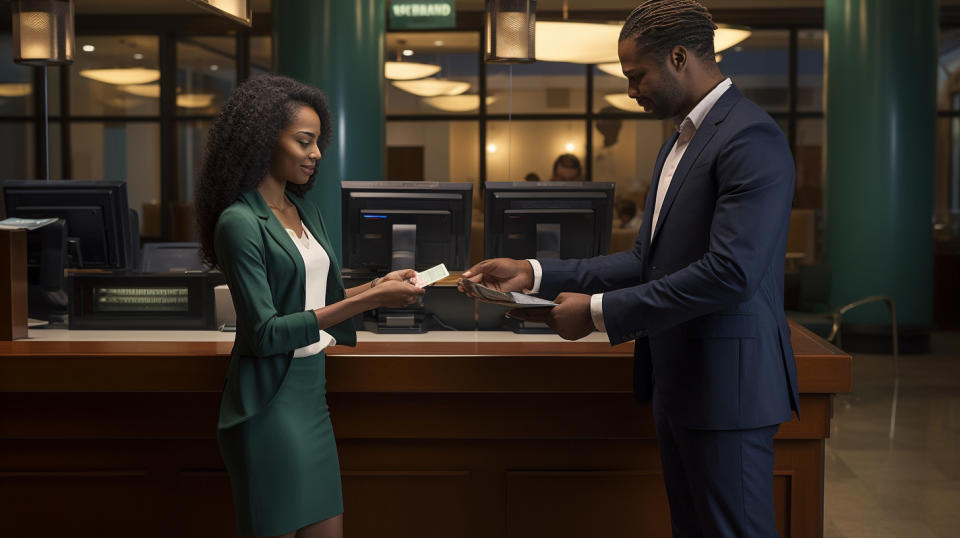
top-left (553, 153), bottom-right (582, 175)
top-left (619, 0), bottom-right (718, 60)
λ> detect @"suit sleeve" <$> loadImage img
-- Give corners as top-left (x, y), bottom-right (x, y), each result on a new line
top-left (537, 240), bottom-right (645, 298)
top-left (215, 210), bottom-right (320, 357)
top-left (537, 135), bottom-right (673, 299)
top-left (603, 122), bottom-right (794, 344)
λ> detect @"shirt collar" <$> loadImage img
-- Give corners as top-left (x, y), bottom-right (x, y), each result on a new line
top-left (678, 77), bottom-right (732, 132)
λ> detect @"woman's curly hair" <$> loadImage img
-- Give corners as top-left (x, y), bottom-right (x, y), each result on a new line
top-left (195, 74), bottom-right (333, 268)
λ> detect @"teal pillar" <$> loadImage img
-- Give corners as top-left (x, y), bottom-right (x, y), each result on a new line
top-left (824, 0), bottom-right (936, 329)
top-left (272, 0), bottom-right (386, 258)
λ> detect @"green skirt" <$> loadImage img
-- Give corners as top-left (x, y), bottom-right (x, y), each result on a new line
top-left (218, 352), bottom-right (343, 537)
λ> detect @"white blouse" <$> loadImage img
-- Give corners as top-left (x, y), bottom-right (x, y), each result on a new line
top-left (285, 222), bottom-right (336, 357)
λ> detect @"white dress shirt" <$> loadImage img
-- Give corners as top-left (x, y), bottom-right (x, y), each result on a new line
top-left (530, 78), bottom-right (733, 334)
top-left (286, 223), bottom-right (336, 357)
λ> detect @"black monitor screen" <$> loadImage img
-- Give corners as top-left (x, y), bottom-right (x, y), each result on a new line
top-left (3, 180), bottom-right (133, 269)
top-left (484, 181), bottom-right (615, 260)
top-left (341, 181), bottom-right (472, 274)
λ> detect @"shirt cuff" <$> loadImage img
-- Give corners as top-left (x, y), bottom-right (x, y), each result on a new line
top-left (526, 259), bottom-right (542, 294)
top-left (590, 293), bottom-right (606, 333)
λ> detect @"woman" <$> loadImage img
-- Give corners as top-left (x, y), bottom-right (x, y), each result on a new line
top-left (195, 74), bottom-right (424, 538)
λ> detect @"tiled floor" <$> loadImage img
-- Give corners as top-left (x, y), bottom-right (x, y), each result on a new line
top-left (824, 332), bottom-right (960, 538)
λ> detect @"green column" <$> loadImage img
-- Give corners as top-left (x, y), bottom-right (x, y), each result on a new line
top-left (824, 0), bottom-right (936, 329)
top-left (272, 0), bottom-right (386, 257)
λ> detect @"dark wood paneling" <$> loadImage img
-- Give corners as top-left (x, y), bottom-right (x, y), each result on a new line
top-left (0, 470), bottom-right (158, 537)
top-left (0, 229), bottom-right (28, 341)
top-left (0, 325), bottom-right (848, 538)
top-left (342, 471), bottom-right (473, 538)
top-left (774, 474), bottom-right (791, 537)
top-left (506, 470), bottom-right (673, 537)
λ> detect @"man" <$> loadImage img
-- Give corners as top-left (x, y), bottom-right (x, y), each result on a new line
top-left (550, 153), bottom-right (583, 181)
top-left (460, 1), bottom-right (798, 536)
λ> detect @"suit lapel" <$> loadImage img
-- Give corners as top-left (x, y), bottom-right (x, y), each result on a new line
top-left (649, 85), bottom-right (741, 248)
top-left (640, 133), bottom-right (678, 260)
top-left (241, 189), bottom-right (305, 286)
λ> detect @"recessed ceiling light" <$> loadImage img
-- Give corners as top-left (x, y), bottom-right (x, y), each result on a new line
top-left (133, 53), bottom-right (144, 60)
top-left (82, 45), bottom-right (95, 52)
top-left (210, 64), bottom-right (220, 71)
top-left (402, 49), bottom-right (414, 57)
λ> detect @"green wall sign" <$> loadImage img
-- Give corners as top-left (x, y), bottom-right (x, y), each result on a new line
top-left (390, 0), bottom-right (456, 30)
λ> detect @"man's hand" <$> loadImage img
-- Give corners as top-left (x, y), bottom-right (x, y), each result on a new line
top-left (509, 292), bottom-right (595, 341)
top-left (459, 258), bottom-right (533, 296)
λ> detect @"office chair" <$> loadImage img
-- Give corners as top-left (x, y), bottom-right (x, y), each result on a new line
top-left (786, 265), bottom-right (900, 439)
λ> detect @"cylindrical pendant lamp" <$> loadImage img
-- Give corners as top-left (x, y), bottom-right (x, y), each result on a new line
top-left (11, 0), bottom-right (75, 66)
top-left (485, 0), bottom-right (536, 63)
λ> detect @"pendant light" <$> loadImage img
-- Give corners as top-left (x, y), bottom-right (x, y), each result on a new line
top-left (385, 38), bottom-right (442, 81)
top-left (11, 0), bottom-right (74, 66)
top-left (485, 0), bottom-right (536, 63)
top-left (11, 0), bottom-right (75, 180)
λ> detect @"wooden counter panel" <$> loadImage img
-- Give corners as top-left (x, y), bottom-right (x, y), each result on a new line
top-left (0, 436), bottom-right (826, 538)
top-left (0, 391), bottom-right (830, 442)
top-left (0, 321), bottom-right (847, 538)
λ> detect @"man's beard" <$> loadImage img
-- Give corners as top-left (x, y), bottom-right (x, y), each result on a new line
top-left (645, 71), bottom-right (685, 120)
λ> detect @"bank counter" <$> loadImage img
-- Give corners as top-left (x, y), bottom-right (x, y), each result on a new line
top-left (0, 322), bottom-right (850, 538)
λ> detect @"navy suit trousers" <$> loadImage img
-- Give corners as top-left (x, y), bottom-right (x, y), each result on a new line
top-left (654, 406), bottom-right (780, 537)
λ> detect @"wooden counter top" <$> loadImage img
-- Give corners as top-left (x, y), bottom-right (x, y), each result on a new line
top-left (0, 321), bottom-right (850, 394)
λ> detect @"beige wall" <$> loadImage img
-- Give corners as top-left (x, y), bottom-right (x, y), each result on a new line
top-left (71, 122), bottom-right (161, 233)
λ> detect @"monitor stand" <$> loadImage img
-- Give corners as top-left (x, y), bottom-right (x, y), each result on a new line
top-left (363, 307), bottom-right (427, 334)
top-left (504, 317), bottom-right (554, 334)
top-left (535, 223), bottom-right (561, 259)
top-left (391, 223), bottom-right (416, 271)
top-left (365, 223), bottom-right (428, 333)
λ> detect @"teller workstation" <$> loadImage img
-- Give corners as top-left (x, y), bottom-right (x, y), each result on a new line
top-left (0, 178), bottom-right (849, 538)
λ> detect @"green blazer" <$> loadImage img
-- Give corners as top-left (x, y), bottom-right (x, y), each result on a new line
top-left (214, 189), bottom-right (356, 429)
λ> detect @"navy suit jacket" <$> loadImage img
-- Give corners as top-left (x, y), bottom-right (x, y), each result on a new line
top-left (539, 85), bottom-right (799, 430)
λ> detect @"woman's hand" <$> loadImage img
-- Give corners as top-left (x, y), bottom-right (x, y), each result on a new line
top-left (372, 279), bottom-right (425, 308)
top-left (377, 268), bottom-right (418, 287)
top-left (382, 268), bottom-right (418, 283)
top-left (345, 269), bottom-right (419, 300)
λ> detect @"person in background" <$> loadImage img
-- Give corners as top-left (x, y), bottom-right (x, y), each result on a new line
top-left (460, 1), bottom-right (798, 535)
top-left (524, 172), bottom-right (541, 182)
top-left (194, 74), bottom-right (423, 538)
top-left (550, 153), bottom-right (583, 181)
top-left (615, 196), bottom-right (643, 230)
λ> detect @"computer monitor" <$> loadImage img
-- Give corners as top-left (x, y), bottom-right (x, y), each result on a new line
top-left (484, 181), bottom-right (615, 260)
top-left (3, 180), bottom-right (135, 269)
top-left (341, 181), bottom-right (473, 274)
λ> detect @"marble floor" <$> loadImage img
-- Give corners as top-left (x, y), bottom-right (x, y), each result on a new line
top-left (823, 331), bottom-right (960, 538)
